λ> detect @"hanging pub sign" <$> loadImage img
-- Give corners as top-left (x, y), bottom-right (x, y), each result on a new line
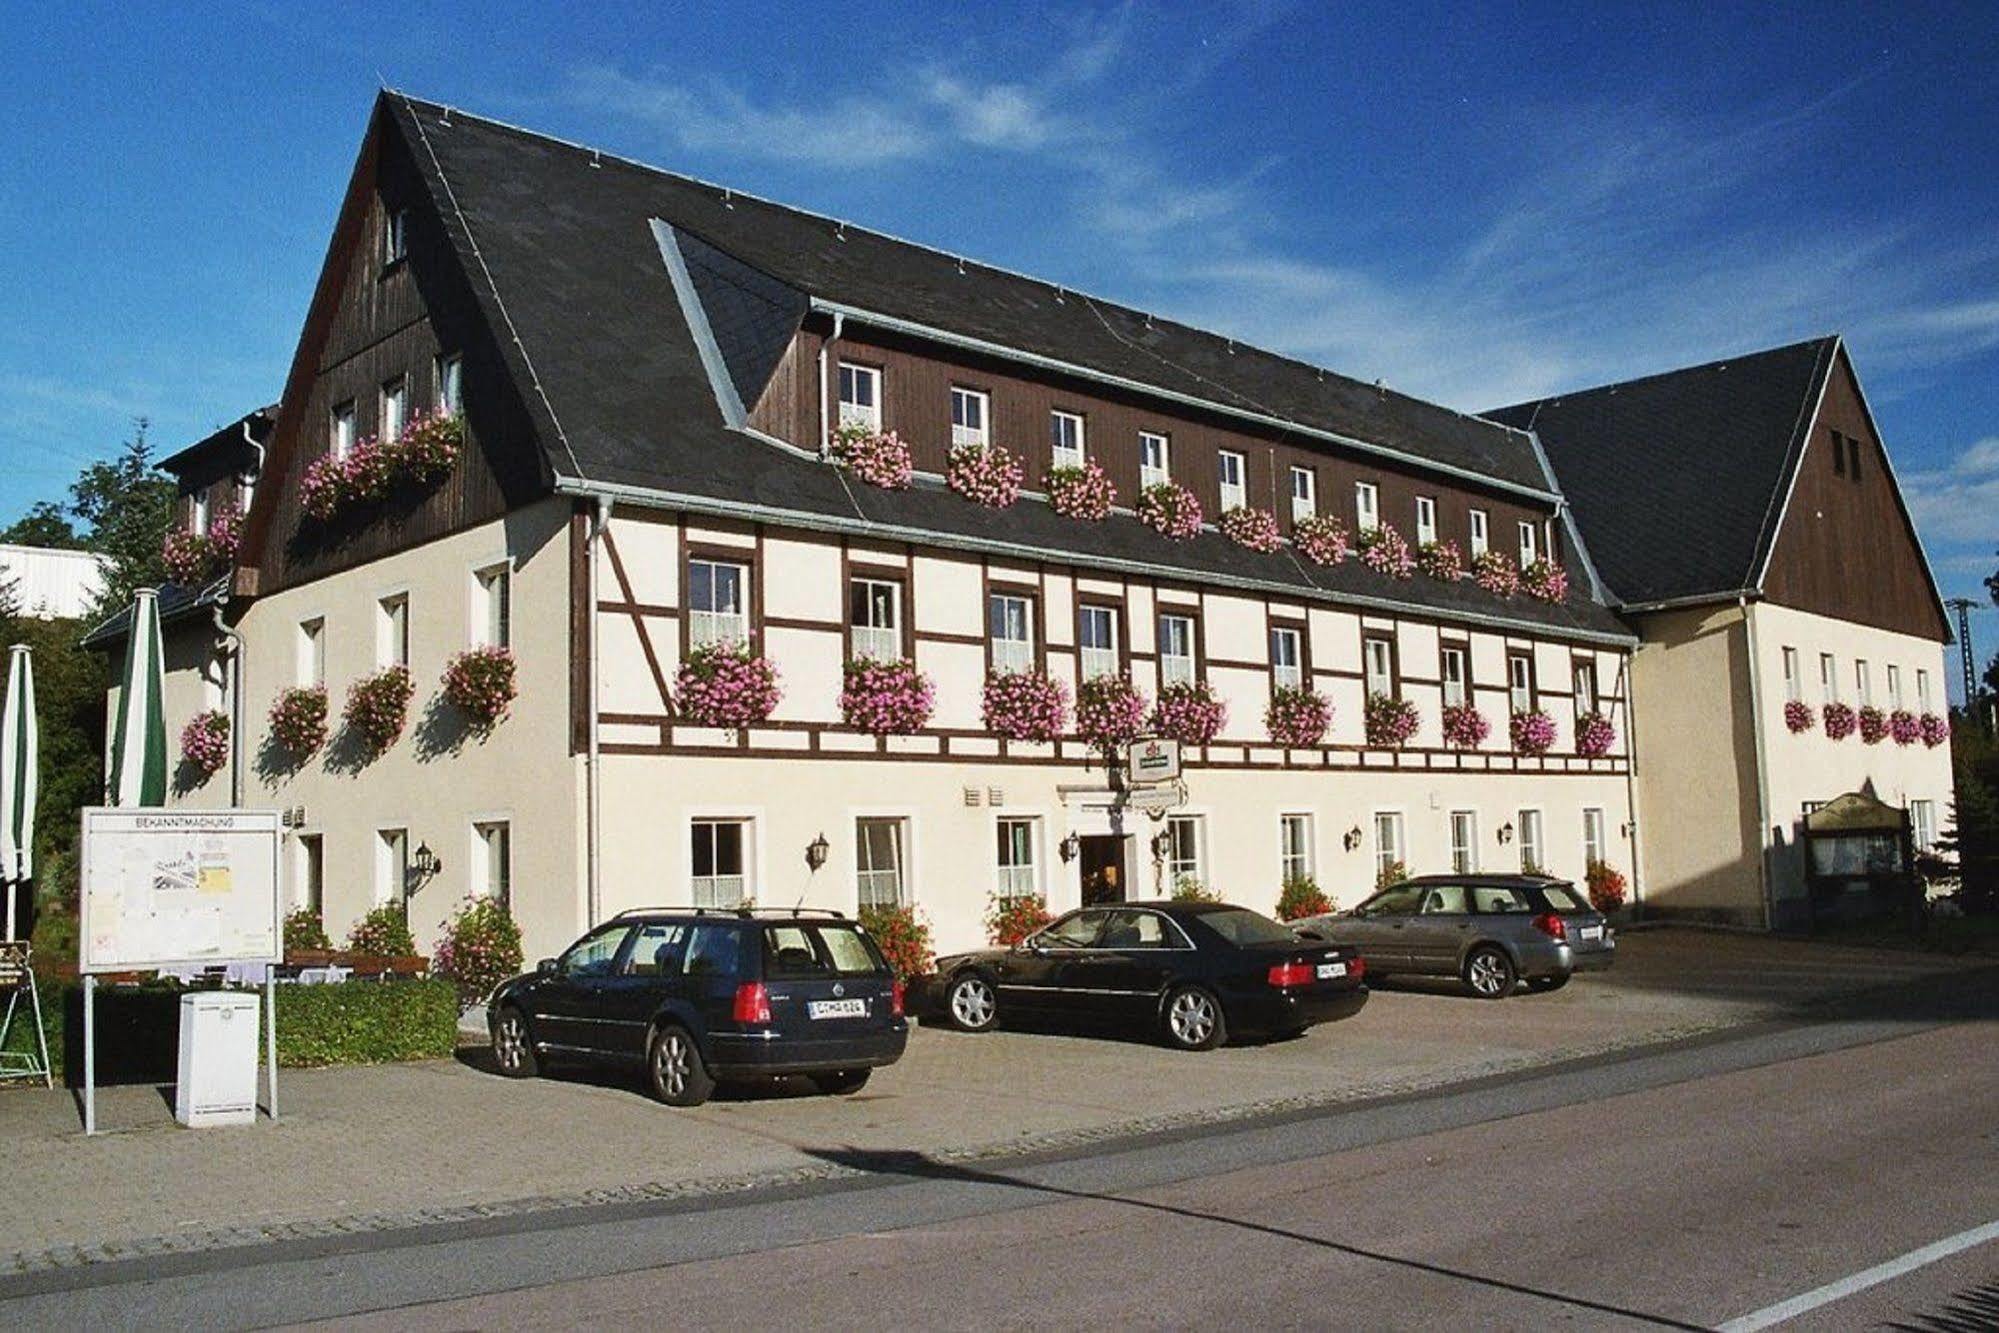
top-left (1126, 737), bottom-right (1182, 787)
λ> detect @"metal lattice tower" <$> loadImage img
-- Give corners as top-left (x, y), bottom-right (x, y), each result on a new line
top-left (1947, 597), bottom-right (1980, 710)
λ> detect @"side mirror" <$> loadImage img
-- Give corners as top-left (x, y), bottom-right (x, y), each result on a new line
top-left (537, 957), bottom-right (558, 975)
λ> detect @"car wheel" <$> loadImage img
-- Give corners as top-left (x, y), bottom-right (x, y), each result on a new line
top-left (810, 1069), bottom-right (872, 1096)
top-left (1464, 946), bottom-right (1517, 999)
top-left (1526, 973), bottom-right (1571, 993)
top-left (1162, 985), bottom-right (1227, 1051)
top-left (648, 1023), bottom-right (716, 1107)
top-left (491, 1006), bottom-right (539, 1078)
top-left (946, 972), bottom-right (999, 1032)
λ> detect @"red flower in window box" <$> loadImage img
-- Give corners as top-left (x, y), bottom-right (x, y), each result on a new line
top-left (1044, 461), bottom-right (1115, 520)
top-left (1784, 699), bottom-right (1816, 733)
top-left (1441, 702), bottom-right (1490, 749)
top-left (1137, 482), bottom-right (1203, 540)
top-left (1291, 513), bottom-right (1349, 566)
top-left (676, 642), bottom-right (782, 729)
top-left (1888, 708), bottom-right (1920, 746)
top-left (839, 658), bottom-right (935, 736)
top-left (1365, 692), bottom-right (1421, 748)
top-left (1265, 684), bottom-right (1331, 747)
top-left (1822, 701), bottom-right (1857, 740)
top-left (1857, 705), bottom-right (1888, 744)
top-left (1471, 550), bottom-right (1519, 597)
top-left (1919, 712), bottom-right (1949, 747)
top-left (1510, 708), bottom-right (1556, 754)
top-left (1575, 710), bottom-right (1617, 758)
top-left (1152, 680), bottom-right (1228, 746)
top-left (1074, 675), bottom-right (1148, 753)
top-left (946, 443), bottom-right (1023, 508)
top-left (1219, 506), bottom-right (1281, 553)
top-left (981, 670), bottom-right (1069, 742)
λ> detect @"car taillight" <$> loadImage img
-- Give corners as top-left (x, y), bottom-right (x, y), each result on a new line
top-left (1350, 956), bottom-right (1366, 980)
top-left (732, 981), bottom-right (773, 1024)
top-left (1532, 912), bottom-right (1568, 941)
top-left (1268, 961), bottom-right (1314, 988)
top-left (890, 980), bottom-right (905, 1019)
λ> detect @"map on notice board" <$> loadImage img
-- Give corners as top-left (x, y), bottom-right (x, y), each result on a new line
top-left (79, 809), bottom-right (281, 972)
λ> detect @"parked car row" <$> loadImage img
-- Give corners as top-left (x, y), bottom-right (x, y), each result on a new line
top-left (484, 873), bottom-right (1612, 1108)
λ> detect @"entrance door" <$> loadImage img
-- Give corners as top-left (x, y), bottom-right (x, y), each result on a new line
top-left (1080, 836), bottom-right (1126, 905)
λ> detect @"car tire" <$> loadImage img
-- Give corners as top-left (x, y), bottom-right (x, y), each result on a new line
top-left (945, 972), bottom-right (1000, 1033)
top-left (1161, 985), bottom-right (1227, 1051)
top-left (810, 1069), bottom-right (872, 1096)
top-left (1464, 946), bottom-right (1517, 1000)
top-left (648, 1023), bottom-right (716, 1107)
top-left (1526, 973), bottom-right (1571, 993)
top-left (491, 1006), bottom-right (539, 1079)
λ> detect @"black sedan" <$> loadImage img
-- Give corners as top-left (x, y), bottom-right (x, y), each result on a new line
top-left (923, 901), bottom-right (1368, 1050)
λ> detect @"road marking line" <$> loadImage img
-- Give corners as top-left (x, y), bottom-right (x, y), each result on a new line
top-left (1718, 1218), bottom-right (1999, 1331)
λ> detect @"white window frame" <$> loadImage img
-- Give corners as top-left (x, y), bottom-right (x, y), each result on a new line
top-left (1518, 520), bottom-right (1539, 567)
top-left (437, 352), bottom-right (464, 415)
top-left (1821, 652), bottom-right (1839, 704)
top-left (1583, 807), bottom-right (1607, 868)
top-left (384, 208), bottom-right (407, 264)
top-left (1279, 813), bottom-right (1314, 884)
top-left (472, 560), bottom-right (512, 650)
top-left (1517, 808), bottom-right (1545, 873)
top-left (377, 591), bottom-right (410, 669)
top-left (1415, 496), bottom-right (1438, 546)
top-left (994, 814), bottom-right (1042, 899)
top-left (331, 401), bottom-right (357, 460)
top-left (190, 490), bottom-right (209, 538)
top-left (950, 386), bottom-right (990, 449)
top-left (1079, 604), bottom-right (1120, 681)
top-left (1355, 481), bottom-right (1380, 532)
top-left (295, 833), bottom-right (324, 916)
top-left (1469, 509), bottom-right (1489, 557)
top-left (381, 376), bottom-right (409, 444)
top-left (1917, 669), bottom-right (1932, 711)
top-left (1449, 810), bottom-right (1479, 874)
top-left (1886, 664), bottom-right (1902, 710)
top-left (1373, 810), bottom-right (1405, 883)
top-left (1159, 613), bottom-right (1196, 688)
top-left (839, 362), bottom-right (882, 432)
top-left (1290, 466), bottom-right (1317, 522)
top-left (1166, 814), bottom-right (1205, 886)
top-left (855, 815), bottom-right (910, 909)
top-left (1574, 660), bottom-right (1599, 718)
top-left (688, 557), bottom-right (750, 650)
top-left (1910, 799), bottom-right (1936, 852)
top-left (1508, 653), bottom-right (1534, 714)
top-left (988, 593), bottom-right (1035, 675)
top-left (1270, 625), bottom-right (1304, 690)
top-left (472, 819), bottom-right (512, 909)
top-left (1855, 660), bottom-right (1872, 708)
top-left (1782, 647), bottom-right (1801, 703)
top-left (1440, 645), bottom-right (1468, 708)
top-left (1050, 410), bottom-right (1085, 469)
top-left (1139, 432), bottom-right (1171, 489)
top-left (690, 816), bottom-right (754, 908)
top-left (849, 577), bottom-right (903, 662)
top-left (375, 826), bottom-right (409, 906)
top-left (1217, 450), bottom-right (1247, 513)
top-left (298, 616), bottom-right (326, 688)
top-left (1364, 637), bottom-right (1394, 699)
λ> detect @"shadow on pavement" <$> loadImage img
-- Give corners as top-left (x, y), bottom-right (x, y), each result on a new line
top-left (449, 1044), bottom-right (857, 1105)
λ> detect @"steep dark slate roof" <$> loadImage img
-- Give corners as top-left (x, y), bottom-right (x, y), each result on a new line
top-left (1487, 337), bottom-right (1837, 607)
top-left (160, 405), bottom-right (277, 483)
top-left (81, 576), bottom-right (230, 649)
top-left (389, 94), bottom-right (1628, 641)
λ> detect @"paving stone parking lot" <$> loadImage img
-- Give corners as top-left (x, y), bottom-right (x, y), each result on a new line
top-left (0, 928), bottom-right (1982, 1273)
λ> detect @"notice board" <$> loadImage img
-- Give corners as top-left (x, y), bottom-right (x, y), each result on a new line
top-left (79, 808), bottom-right (282, 972)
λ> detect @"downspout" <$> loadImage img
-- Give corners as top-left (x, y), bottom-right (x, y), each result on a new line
top-left (212, 605), bottom-right (245, 807)
top-left (240, 419), bottom-right (266, 493)
top-left (816, 312), bottom-right (845, 460)
top-left (1616, 650), bottom-right (1645, 914)
top-left (585, 496), bottom-right (613, 929)
top-left (1740, 596), bottom-right (1775, 930)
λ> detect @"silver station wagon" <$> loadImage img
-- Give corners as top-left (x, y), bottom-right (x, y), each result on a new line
top-left (1296, 874), bottom-right (1614, 998)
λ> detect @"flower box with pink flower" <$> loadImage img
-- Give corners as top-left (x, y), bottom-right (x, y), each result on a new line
top-left (443, 645), bottom-right (518, 730)
top-left (345, 665), bottom-right (415, 756)
top-left (1075, 675), bottom-right (1149, 753)
top-left (1364, 692), bottom-right (1420, 748)
top-left (1416, 540), bottom-right (1464, 581)
top-left (1218, 506), bottom-right (1281, 553)
top-left (1045, 462), bottom-right (1116, 521)
top-left (1822, 701), bottom-right (1857, 740)
top-left (1291, 513), bottom-right (1349, 566)
top-left (945, 443), bottom-right (1023, 508)
top-left (839, 658), bottom-right (935, 735)
top-left (1265, 684), bottom-right (1330, 747)
top-left (1575, 710), bottom-right (1616, 758)
top-left (1510, 708), bottom-right (1557, 754)
top-left (1136, 482), bottom-right (1203, 540)
top-left (1521, 559), bottom-right (1569, 603)
top-left (1888, 709), bottom-right (1920, 746)
top-left (1857, 705), bottom-right (1888, 744)
top-left (1784, 699), bottom-right (1816, 733)
top-left (676, 642), bottom-right (782, 729)
top-left (1471, 550), bottom-right (1519, 597)
top-left (1919, 712), bottom-right (1949, 747)
top-left (1152, 680), bottom-right (1227, 746)
top-left (982, 670), bottom-right (1069, 742)
top-left (180, 709), bottom-right (230, 779)
top-left (833, 425), bottom-right (914, 490)
top-left (1440, 702), bottom-right (1490, 749)
top-left (1355, 524), bottom-right (1414, 579)
top-left (269, 685), bottom-right (329, 756)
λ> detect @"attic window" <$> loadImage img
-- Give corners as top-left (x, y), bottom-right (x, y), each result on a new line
top-left (1847, 435), bottom-right (1862, 480)
top-left (839, 363), bottom-right (881, 432)
top-left (384, 209), bottom-right (407, 266)
top-left (950, 386), bottom-right (989, 449)
top-left (1831, 430), bottom-right (1846, 476)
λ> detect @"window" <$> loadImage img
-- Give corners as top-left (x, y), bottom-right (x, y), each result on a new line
top-left (376, 827), bottom-right (408, 905)
top-left (1820, 653), bottom-right (1839, 703)
top-left (1159, 613), bottom-right (1196, 688)
top-left (1450, 811), bottom-right (1478, 874)
top-left (1508, 651), bottom-right (1535, 714)
top-left (1050, 410), bottom-right (1085, 469)
top-left (1139, 432), bottom-right (1170, 488)
top-left (474, 561), bottom-right (512, 649)
top-left (1079, 604), bottom-right (1120, 680)
top-left (238, 472), bottom-right (256, 516)
top-left (849, 577), bottom-right (903, 661)
top-left (1217, 450), bottom-right (1247, 512)
top-left (1832, 429), bottom-right (1846, 477)
top-left (378, 592), bottom-right (409, 668)
top-left (1573, 660), bottom-right (1599, 718)
top-left (190, 490), bottom-right (209, 538)
top-left (950, 386), bottom-right (989, 449)
top-left (1415, 496), bottom-right (1438, 546)
top-left (855, 817), bottom-right (907, 909)
top-left (1917, 670), bottom-right (1932, 711)
top-left (1517, 809), bottom-right (1545, 873)
top-left (296, 834), bottom-right (323, 915)
top-left (1886, 665), bottom-right (1902, 709)
top-left (1270, 625), bottom-right (1304, 690)
top-left (1355, 481), bottom-right (1379, 532)
top-left (691, 818), bottom-right (750, 907)
top-left (1910, 799), bottom-right (1936, 852)
top-left (988, 592), bottom-right (1035, 675)
top-left (1441, 645), bottom-right (1468, 708)
top-left (1364, 636), bottom-right (1395, 699)
top-left (384, 208), bottom-right (406, 264)
top-left (1469, 509), bottom-right (1489, 557)
top-left (1518, 520), bottom-right (1540, 567)
top-left (331, 401), bottom-right (357, 460)
top-left (996, 817), bottom-right (1039, 898)
top-left (1373, 811), bottom-right (1405, 883)
top-left (1848, 435), bottom-right (1862, 480)
top-left (688, 557), bottom-right (748, 649)
top-left (1855, 660), bottom-right (1872, 708)
top-left (839, 363), bottom-right (882, 432)
top-left (1583, 807), bottom-right (1607, 867)
top-left (1782, 647), bottom-right (1801, 703)
top-left (1279, 814), bottom-right (1313, 884)
top-left (1166, 815), bottom-right (1204, 886)
top-left (1290, 466), bottom-right (1317, 521)
top-left (436, 353), bottom-right (463, 415)
top-left (474, 821), bottom-right (511, 908)
top-left (381, 377), bottom-right (408, 443)
top-left (298, 617), bottom-right (325, 687)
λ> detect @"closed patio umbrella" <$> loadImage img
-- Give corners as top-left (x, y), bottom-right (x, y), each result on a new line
top-left (107, 589), bottom-right (167, 808)
top-left (0, 645), bottom-right (34, 940)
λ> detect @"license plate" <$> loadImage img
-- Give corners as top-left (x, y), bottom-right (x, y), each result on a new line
top-left (1315, 962), bottom-right (1348, 979)
top-left (1580, 925), bottom-right (1603, 942)
top-left (808, 999), bottom-right (867, 1020)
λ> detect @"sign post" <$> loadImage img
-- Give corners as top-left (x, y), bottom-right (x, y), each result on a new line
top-left (78, 808), bottom-right (282, 1135)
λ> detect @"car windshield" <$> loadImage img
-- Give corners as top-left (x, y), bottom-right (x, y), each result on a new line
top-left (762, 923), bottom-right (887, 979)
top-left (1195, 907), bottom-right (1297, 946)
top-left (1539, 883), bottom-right (1590, 913)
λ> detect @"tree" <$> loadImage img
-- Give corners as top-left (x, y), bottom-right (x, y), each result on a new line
top-left (1939, 714), bottom-right (1999, 914)
top-left (70, 421), bottom-right (175, 621)
top-left (0, 502), bottom-right (80, 549)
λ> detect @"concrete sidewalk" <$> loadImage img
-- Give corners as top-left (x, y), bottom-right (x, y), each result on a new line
top-left (0, 929), bottom-right (1984, 1273)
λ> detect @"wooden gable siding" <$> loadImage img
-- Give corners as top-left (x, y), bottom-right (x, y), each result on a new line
top-left (1761, 349), bottom-right (1948, 641)
top-left (749, 323), bottom-right (1560, 566)
top-left (253, 118), bottom-right (546, 595)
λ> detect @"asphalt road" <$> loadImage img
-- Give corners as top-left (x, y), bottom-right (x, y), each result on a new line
top-left (4, 982), bottom-right (1993, 1330)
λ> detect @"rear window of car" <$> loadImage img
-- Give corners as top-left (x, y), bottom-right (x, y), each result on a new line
top-left (1194, 907), bottom-right (1297, 946)
top-left (761, 923), bottom-right (887, 979)
top-left (1538, 884), bottom-right (1590, 913)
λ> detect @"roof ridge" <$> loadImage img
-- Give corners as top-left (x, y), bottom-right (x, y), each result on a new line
top-left (1486, 334), bottom-right (1840, 415)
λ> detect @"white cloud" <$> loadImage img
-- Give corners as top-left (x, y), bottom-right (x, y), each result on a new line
top-left (1903, 438), bottom-right (1999, 546)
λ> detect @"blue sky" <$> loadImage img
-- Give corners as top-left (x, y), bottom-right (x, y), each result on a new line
top-left (4, 2), bottom-right (1996, 685)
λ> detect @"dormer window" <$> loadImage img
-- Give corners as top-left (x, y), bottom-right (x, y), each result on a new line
top-left (437, 353), bottom-right (464, 415)
top-left (839, 363), bottom-right (881, 432)
top-left (384, 209), bottom-right (407, 266)
top-left (1217, 450), bottom-right (1246, 512)
top-left (1139, 432), bottom-right (1170, 489)
top-left (1415, 496), bottom-right (1437, 546)
top-left (950, 386), bottom-right (989, 449)
top-left (1290, 466), bottom-right (1316, 521)
top-left (190, 490), bottom-right (210, 537)
top-left (1050, 410), bottom-right (1085, 469)
top-left (331, 401), bottom-right (357, 460)
top-left (1469, 509), bottom-right (1489, 557)
top-left (1518, 520), bottom-right (1540, 567)
top-left (1354, 481), bottom-right (1379, 532)
top-left (381, 377), bottom-right (409, 443)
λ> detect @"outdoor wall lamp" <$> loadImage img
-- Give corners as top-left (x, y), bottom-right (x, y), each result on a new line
top-left (1058, 831), bottom-right (1081, 864)
top-left (1497, 823), bottom-right (1514, 845)
top-left (806, 832), bottom-right (830, 873)
top-left (1342, 825), bottom-right (1363, 852)
top-left (412, 842), bottom-right (442, 879)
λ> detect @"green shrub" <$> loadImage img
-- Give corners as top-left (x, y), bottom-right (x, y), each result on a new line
top-left (348, 903), bottom-right (415, 957)
top-left (1275, 875), bottom-right (1333, 920)
top-left (285, 907), bottom-right (332, 953)
top-left (432, 896), bottom-right (525, 1009)
top-left (274, 979), bottom-right (458, 1067)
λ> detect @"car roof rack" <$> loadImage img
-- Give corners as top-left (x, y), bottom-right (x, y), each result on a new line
top-left (609, 905), bottom-right (849, 921)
